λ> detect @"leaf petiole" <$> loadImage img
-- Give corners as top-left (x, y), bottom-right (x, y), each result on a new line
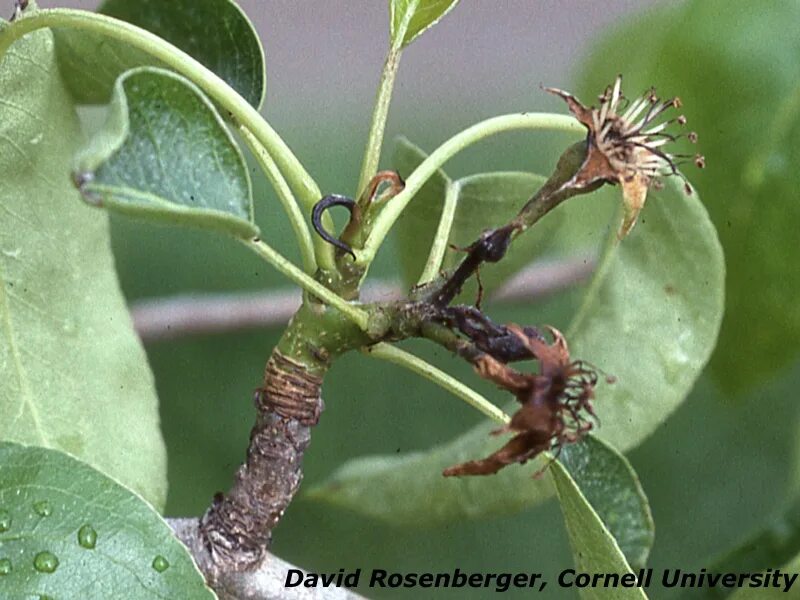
top-left (358, 113), bottom-right (584, 269)
top-left (363, 342), bottom-right (510, 424)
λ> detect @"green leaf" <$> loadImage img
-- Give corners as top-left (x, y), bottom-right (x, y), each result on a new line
top-left (577, 0), bottom-right (800, 392)
top-left (392, 137), bottom-right (452, 286)
top-left (54, 0), bottom-right (266, 108)
top-left (390, 0), bottom-right (460, 48)
top-left (729, 552), bottom-right (800, 599)
top-left (550, 457), bottom-right (648, 600)
top-left (307, 179), bottom-right (723, 524)
top-left (559, 436), bottom-right (654, 571)
top-left (75, 67), bottom-right (258, 238)
top-left (567, 180), bottom-right (724, 452)
top-left (392, 138), bottom-right (567, 293)
top-left (0, 30), bottom-right (166, 507)
top-left (699, 494), bottom-right (800, 590)
top-left (0, 442), bottom-right (215, 599)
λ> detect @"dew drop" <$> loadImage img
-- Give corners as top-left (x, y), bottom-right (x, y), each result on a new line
top-left (0, 558), bottom-right (11, 575)
top-left (32, 500), bottom-right (52, 517)
top-left (151, 555), bottom-right (169, 573)
top-left (77, 524), bottom-right (97, 549)
top-left (0, 509), bottom-right (11, 532)
top-left (33, 551), bottom-right (59, 573)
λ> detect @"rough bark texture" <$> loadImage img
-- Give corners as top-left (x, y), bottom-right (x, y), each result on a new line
top-left (171, 518), bottom-right (364, 600)
top-left (200, 349), bottom-right (325, 570)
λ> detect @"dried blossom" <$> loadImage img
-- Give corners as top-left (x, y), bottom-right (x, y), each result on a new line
top-left (546, 75), bottom-right (704, 238)
top-left (443, 326), bottom-right (605, 477)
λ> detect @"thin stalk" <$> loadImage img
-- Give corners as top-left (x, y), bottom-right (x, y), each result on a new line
top-left (359, 113), bottom-right (584, 266)
top-left (355, 45), bottom-right (402, 197)
top-left (363, 342), bottom-right (510, 424)
top-left (238, 126), bottom-right (316, 273)
top-left (355, 1), bottom-right (417, 197)
top-left (1, 9), bottom-right (335, 273)
top-left (243, 238), bottom-right (369, 330)
top-left (417, 181), bottom-right (460, 286)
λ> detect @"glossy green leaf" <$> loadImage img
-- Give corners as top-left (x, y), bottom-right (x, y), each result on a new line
top-left (75, 67), bottom-right (258, 238)
top-left (0, 30), bottom-right (166, 507)
top-left (54, 0), bottom-right (266, 108)
top-left (393, 138), bottom-right (567, 293)
top-left (559, 436), bottom-right (654, 571)
top-left (390, 0), bottom-right (460, 48)
top-left (0, 442), bottom-right (215, 599)
top-left (551, 457), bottom-right (648, 600)
top-left (578, 0), bottom-right (800, 392)
top-left (307, 178), bottom-right (723, 524)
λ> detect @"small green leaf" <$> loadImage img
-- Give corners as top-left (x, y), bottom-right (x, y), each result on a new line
top-left (54, 0), bottom-right (266, 108)
top-left (390, 0), bottom-right (460, 48)
top-left (75, 67), bottom-right (258, 238)
top-left (550, 457), bottom-right (648, 600)
top-left (0, 30), bottom-right (166, 508)
top-left (307, 179), bottom-right (723, 524)
top-left (559, 436), bottom-right (654, 571)
top-left (578, 0), bottom-right (800, 392)
top-left (0, 442), bottom-right (215, 599)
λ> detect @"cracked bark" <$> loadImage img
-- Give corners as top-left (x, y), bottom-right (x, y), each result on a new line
top-left (200, 348), bottom-right (325, 568)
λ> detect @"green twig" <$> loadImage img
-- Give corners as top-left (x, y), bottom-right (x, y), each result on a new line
top-left (363, 342), bottom-right (510, 424)
top-left (359, 113), bottom-right (584, 267)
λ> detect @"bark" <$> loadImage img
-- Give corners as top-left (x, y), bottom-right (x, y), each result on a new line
top-left (171, 519), bottom-right (364, 600)
top-left (200, 347), bottom-right (326, 570)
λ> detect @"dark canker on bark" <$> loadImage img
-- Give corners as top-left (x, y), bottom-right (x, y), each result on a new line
top-left (200, 349), bottom-right (325, 570)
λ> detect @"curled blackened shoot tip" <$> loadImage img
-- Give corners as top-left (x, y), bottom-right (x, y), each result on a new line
top-left (311, 194), bottom-right (357, 260)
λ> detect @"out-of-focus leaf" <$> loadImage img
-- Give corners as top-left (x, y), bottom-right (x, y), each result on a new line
top-left (75, 67), bottom-right (257, 238)
top-left (578, 0), bottom-right (800, 392)
top-left (307, 178), bottom-right (723, 524)
top-left (551, 457), bottom-right (648, 600)
top-left (390, 0), bottom-right (460, 48)
top-left (0, 442), bottom-right (215, 599)
top-left (687, 494), bottom-right (800, 598)
top-left (0, 30), bottom-right (166, 507)
top-left (728, 552), bottom-right (800, 599)
top-left (54, 0), bottom-right (266, 108)
top-left (559, 436), bottom-right (654, 571)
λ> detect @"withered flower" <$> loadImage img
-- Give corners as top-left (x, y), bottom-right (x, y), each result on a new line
top-left (546, 75), bottom-right (704, 238)
top-left (443, 326), bottom-right (604, 477)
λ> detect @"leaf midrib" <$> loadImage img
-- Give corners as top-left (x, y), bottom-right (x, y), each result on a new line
top-left (0, 259), bottom-right (48, 445)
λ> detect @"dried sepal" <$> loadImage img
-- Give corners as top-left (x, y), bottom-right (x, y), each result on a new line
top-left (546, 76), bottom-right (704, 238)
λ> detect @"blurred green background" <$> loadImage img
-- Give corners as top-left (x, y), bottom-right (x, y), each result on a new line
top-left (60, 0), bottom-right (800, 597)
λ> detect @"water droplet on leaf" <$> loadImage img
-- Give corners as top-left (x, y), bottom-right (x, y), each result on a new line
top-left (77, 524), bottom-right (97, 549)
top-left (32, 500), bottom-right (52, 517)
top-left (151, 555), bottom-right (169, 572)
top-left (0, 558), bottom-right (12, 575)
top-left (33, 551), bottom-right (59, 573)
